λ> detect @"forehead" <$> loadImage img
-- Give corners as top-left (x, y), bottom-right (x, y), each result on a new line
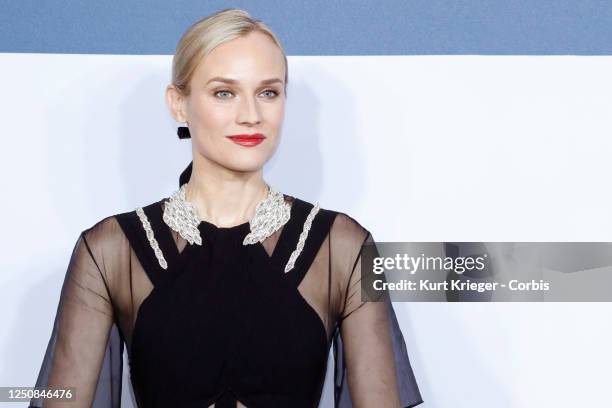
top-left (193, 31), bottom-right (285, 84)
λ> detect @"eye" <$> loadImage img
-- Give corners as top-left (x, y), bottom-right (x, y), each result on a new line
top-left (214, 90), bottom-right (234, 99)
top-left (260, 89), bottom-right (279, 98)
top-left (213, 89), bottom-right (280, 99)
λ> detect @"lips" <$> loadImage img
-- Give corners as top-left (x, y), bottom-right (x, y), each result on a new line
top-left (226, 133), bottom-right (266, 147)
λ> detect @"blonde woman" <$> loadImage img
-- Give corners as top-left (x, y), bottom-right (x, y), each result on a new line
top-left (30, 8), bottom-right (422, 408)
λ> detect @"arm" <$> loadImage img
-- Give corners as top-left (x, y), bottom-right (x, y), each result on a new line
top-left (331, 214), bottom-right (423, 408)
top-left (337, 230), bottom-right (401, 408)
top-left (31, 219), bottom-right (121, 408)
top-left (340, 298), bottom-right (401, 408)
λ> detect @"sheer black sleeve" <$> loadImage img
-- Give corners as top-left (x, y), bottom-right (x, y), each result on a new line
top-left (29, 218), bottom-right (125, 408)
top-left (330, 214), bottom-right (423, 408)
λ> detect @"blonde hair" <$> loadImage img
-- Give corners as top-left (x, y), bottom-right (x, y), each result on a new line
top-left (171, 8), bottom-right (288, 96)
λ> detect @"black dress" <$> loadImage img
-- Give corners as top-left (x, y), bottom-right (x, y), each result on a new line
top-left (30, 163), bottom-right (422, 408)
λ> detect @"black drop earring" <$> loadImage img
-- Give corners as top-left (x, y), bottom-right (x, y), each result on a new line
top-left (177, 123), bottom-right (191, 139)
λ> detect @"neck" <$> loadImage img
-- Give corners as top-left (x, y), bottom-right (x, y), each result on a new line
top-left (184, 154), bottom-right (269, 228)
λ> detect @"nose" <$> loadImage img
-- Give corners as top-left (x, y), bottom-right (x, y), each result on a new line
top-left (236, 95), bottom-right (262, 126)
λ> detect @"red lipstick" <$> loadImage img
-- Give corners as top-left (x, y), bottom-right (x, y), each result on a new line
top-left (226, 133), bottom-right (266, 147)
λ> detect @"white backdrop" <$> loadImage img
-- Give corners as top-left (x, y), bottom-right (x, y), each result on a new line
top-left (1, 54), bottom-right (612, 407)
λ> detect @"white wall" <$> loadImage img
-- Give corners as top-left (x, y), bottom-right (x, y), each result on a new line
top-left (1, 54), bottom-right (611, 407)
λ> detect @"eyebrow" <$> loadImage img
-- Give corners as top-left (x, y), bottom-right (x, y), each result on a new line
top-left (205, 77), bottom-right (283, 86)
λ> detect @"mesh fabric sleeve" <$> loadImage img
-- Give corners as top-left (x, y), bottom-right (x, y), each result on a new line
top-left (331, 214), bottom-right (423, 408)
top-left (29, 217), bottom-right (125, 408)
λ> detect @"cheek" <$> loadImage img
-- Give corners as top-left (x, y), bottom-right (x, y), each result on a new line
top-left (201, 109), bottom-right (231, 131)
top-left (190, 98), bottom-right (232, 130)
top-left (266, 103), bottom-right (285, 127)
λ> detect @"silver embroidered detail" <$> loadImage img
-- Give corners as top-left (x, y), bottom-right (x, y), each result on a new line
top-left (243, 188), bottom-right (291, 245)
top-left (162, 184), bottom-right (202, 245)
top-left (162, 183), bottom-right (291, 247)
top-left (284, 203), bottom-right (320, 273)
top-left (136, 207), bottom-right (168, 270)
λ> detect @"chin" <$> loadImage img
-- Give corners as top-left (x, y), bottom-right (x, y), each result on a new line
top-left (218, 154), bottom-right (272, 173)
top-left (194, 142), bottom-right (276, 173)
top-left (226, 145), bottom-right (277, 171)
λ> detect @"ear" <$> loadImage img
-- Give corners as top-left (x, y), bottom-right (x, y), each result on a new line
top-left (165, 84), bottom-right (188, 123)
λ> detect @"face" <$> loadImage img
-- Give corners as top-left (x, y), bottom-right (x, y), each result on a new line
top-left (167, 31), bottom-right (286, 173)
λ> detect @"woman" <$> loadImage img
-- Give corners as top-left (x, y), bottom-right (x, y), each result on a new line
top-left (30, 8), bottom-right (422, 408)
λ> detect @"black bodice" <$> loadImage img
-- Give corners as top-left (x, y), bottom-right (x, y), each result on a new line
top-left (116, 198), bottom-right (337, 407)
